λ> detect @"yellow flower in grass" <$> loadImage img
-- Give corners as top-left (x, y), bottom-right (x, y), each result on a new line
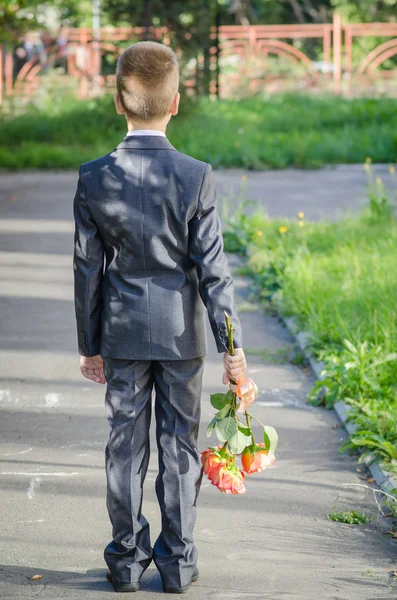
top-left (279, 226), bottom-right (288, 234)
top-left (298, 220), bottom-right (304, 227)
top-left (363, 157), bottom-right (372, 172)
top-left (376, 177), bottom-right (382, 185)
top-left (256, 231), bottom-right (263, 237)
top-left (389, 165), bottom-right (395, 174)
top-left (297, 211), bottom-right (304, 219)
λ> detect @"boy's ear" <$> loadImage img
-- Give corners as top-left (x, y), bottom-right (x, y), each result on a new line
top-left (114, 92), bottom-right (125, 115)
top-left (170, 92), bottom-right (180, 117)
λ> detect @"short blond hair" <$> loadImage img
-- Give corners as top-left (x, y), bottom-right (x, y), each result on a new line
top-left (116, 41), bottom-right (179, 122)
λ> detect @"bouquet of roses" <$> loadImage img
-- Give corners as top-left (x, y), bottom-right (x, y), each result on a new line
top-left (201, 312), bottom-right (278, 495)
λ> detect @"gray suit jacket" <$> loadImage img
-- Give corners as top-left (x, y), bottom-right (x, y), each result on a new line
top-left (73, 134), bottom-right (242, 360)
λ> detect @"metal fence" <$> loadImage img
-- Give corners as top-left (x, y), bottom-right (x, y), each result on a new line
top-left (1, 13), bottom-right (397, 105)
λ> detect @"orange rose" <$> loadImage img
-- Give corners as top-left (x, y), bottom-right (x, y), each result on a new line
top-left (241, 444), bottom-right (276, 474)
top-left (201, 449), bottom-right (222, 476)
top-left (210, 463), bottom-right (246, 494)
top-left (257, 443), bottom-right (276, 468)
top-left (235, 376), bottom-right (258, 412)
top-left (236, 376), bottom-right (250, 398)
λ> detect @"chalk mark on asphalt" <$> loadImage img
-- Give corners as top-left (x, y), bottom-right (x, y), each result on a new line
top-left (27, 476), bottom-right (41, 500)
top-left (1, 472), bottom-right (80, 476)
top-left (0, 389), bottom-right (19, 404)
top-left (0, 387), bottom-right (102, 408)
top-left (0, 446), bottom-right (32, 457)
top-left (60, 441), bottom-right (104, 448)
top-left (256, 388), bottom-right (316, 410)
top-left (15, 519), bottom-right (46, 524)
top-left (44, 393), bottom-right (62, 407)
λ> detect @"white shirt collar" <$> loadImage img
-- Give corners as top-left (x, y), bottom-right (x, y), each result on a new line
top-left (126, 129), bottom-right (166, 137)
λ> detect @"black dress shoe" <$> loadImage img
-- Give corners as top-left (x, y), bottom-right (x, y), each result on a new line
top-left (163, 568), bottom-right (199, 594)
top-left (106, 570), bottom-right (140, 593)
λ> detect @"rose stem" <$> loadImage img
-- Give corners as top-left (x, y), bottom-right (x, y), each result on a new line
top-left (225, 311), bottom-right (255, 444)
top-left (225, 311), bottom-right (252, 439)
top-left (224, 311), bottom-right (237, 397)
top-left (245, 412), bottom-right (256, 446)
top-left (225, 312), bottom-right (239, 460)
top-left (250, 413), bottom-right (266, 429)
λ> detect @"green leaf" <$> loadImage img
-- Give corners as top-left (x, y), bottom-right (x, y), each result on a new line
top-left (225, 390), bottom-right (234, 403)
top-left (263, 425), bottom-right (278, 453)
top-left (343, 339), bottom-right (358, 355)
top-left (215, 415), bottom-right (238, 443)
top-left (228, 430), bottom-right (252, 455)
top-left (344, 361), bottom-right (358, 370)
top-left (263, 430), bottom-right (270, 451)
top-left (210, 393), bottom-right (228, 410)
top-left (238, 424), bottom-right (252, 437)
top-left (370, 353), bottom-right (397, 369)
top-left (339, 440), bottom-right (354, 453)
top-left (215, 403), bottom-right (233, 419)
top-left (206, 417), bottom-right (218, 438)
top-left (362, 375), bottom-right (381, 392)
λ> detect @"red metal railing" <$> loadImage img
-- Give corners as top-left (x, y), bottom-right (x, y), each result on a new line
top-left (215, 22), bottom-right (334, 96)
top-left (1, 14), bottom-right (397, 105)
top-left (343, 21), bottom-right (397, 93)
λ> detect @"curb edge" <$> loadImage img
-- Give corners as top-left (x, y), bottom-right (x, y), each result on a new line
top-left (282, 315), bottom-right (397, 496)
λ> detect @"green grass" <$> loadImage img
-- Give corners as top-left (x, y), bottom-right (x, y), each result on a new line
top-left (1, 93), bottom-right (397, 169)
top-left (223, 173), bottom-right (397, 483)
top-left (328, 510), bottom-right (369, 524)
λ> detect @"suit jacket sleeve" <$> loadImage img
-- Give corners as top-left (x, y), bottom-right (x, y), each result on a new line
top-left (73, 166), bottom-right (104, 356)
top-left (188, 163), bottom-right (243, 353)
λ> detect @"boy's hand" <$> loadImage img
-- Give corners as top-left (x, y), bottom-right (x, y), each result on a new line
top-left (222, 348), bottom-right (247, 385)
top-left (80, 355), bottom-right (106, 385)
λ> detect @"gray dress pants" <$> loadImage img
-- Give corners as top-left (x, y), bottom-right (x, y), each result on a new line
top-left (103, 357), bottom-right (204, 589)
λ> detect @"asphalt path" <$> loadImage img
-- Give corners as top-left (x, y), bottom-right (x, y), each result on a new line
top-left (0, 167), bottom-right (396, 599)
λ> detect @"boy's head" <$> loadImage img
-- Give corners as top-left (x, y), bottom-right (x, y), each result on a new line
top-left (115, 41), bottom-right (180, 127)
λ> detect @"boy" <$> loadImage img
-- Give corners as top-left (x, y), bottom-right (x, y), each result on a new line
top-left (73, 41), bottom-right (255, 594)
